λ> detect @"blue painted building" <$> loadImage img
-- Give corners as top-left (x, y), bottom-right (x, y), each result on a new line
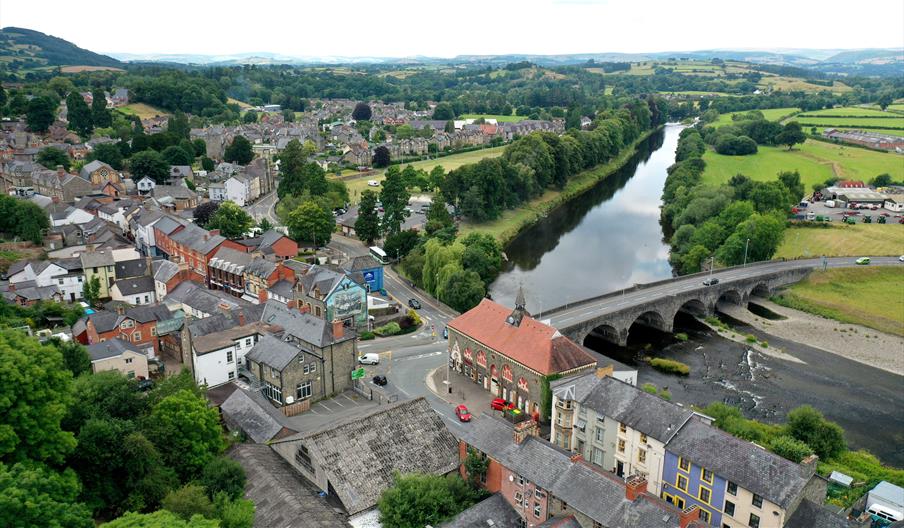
top-left (343, 255), bottom-right (384, 292)
top-left (661, 450), bottom-right (726, 526)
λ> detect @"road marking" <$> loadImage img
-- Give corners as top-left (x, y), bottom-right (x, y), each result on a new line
top-left (331, 398), bottom-right (345, 407)
top-left (400, 350), bottom-right (443, 362)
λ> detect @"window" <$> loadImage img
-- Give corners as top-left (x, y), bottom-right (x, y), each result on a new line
top-left (677, 475), bottom-right (688, 491)
top-left (517, 475), bottom-right (525, 486)
top-left (297, 381), bottom-right (312, 400)
top-left (135, 296), bottom-right (142, 304)
top-left (638, 449), bottom-right (647, 464)
top-left (752, 493), bottom-right (763, 508)
top-left (699, 510), bottom-right (710, 522)
top-left (93, 267), bottom-right (98, 273)
top-left (270, 367), bottom-right (280, 378)
top-left (228, 371), bottom-right (235, 380)
top-left (724, 500), bottom-right (736, 517)
top-left (702, 468), bottom-right (713, 484)
top-left (58, 278), bottom-right (64, 285)
top-left (727, 481), bottom-right (737, 496)
top-left (640, 433), bottom-right (647, 444)
top-left (595, 427), bottom-right (604, 442)
top-left (748, 513), bottom-right (760, 528)
top-left (698, 486), bottom-right (711, 504)
top-left (533, 502), bottom-right (541, 518)
top-left (617, 439), bottom-right (625, 453)
top-left (534, 488), bottom-right (544, 498)
top-left (679, 457), bottom-right (690, 472)
top-left (310, 362), bottom-right (316, 373)
top-left (78, 276), bottom-right (83, 282)
top-left (295, 445), bottom-right (313, 473)
top-left (245, 338), bottom-right (252, 347)
top-left (151, 327), bottom-right (157, 336)
top-left (513, 491), bottom-right (523, 506)
top-left (144, 295), bottom-right (149, 303)
top-left (298, 354), bottom-right (305, 363)
top-left (120, 319), bottom-right (134, 329)
top-left (226, 350), bottom-right (234, 363)
top-left (125, 357), bottom-right (133, 364)
top-left (263, 381), bottom-right (282, 404)
top-left (619, 423), bottom-right (627, 434)
top-left (674, 496), bottom-right (685, 509)
top-left (132, 332), bottom-right (141, 342)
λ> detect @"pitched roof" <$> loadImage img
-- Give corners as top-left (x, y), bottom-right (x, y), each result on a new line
top-left (448, 299), bottom-right (596, 375)
top-left (269, 279), bottom-right (295, 299)
top-left (79, 160), bottom-right (113, 179)
top-left (272, 397), bottom-right (459, 515)
top-left (209, 246), bottom-right (254, 274)
top-left (666, 418), bottom-right (810, 509)
top-left (170, 224), bottom-right (225, 255)
top-left (440, 493), bottom-right (521, 528)
top-left (87, 337), bottom-right (142, 361)
top-left (244, 333), bottom-right (302, 370)
top-left (113, 276), bottom-right (155, 296)
top-left (784, 500), bottom-right (858, 528)
top-left (80, 249), bottom-right (115, 268)
top-left (192, 322), bottom-right (266, 355)
top-left (342, 254), bottom-right (381, 272)
top-left (258, 229), bottom-right (286, 249)
top-left (88, 310), bottom-right (122, 333)
top-left (115, 258), bottom-right (149, 279)
top-left (153, 184), bottom-right (197, 200)
top-left (152, 259), bottom-right (180, 283)
top-left (260, 300), bottom-right (353, 348)
top-left (244, 258), bottom-right (277, 279)
top-left (220, 388), bottom-right (288, 443)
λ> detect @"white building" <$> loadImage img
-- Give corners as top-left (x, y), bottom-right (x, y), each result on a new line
top-left (225, 175), bottom-right (252, 206)
top-left (137, 176), bottom-right (156, 194)
top-left (883, 194), bottom-right (904, 212)
top-left (110, 276), bottom-right (156, 305)
top-left (208, 182), bottom-right (227, 202)
top-left (6, 259), bottom-right (84, 302)
top-left (191, 322), bottom-right (262, 387)
top-left (49, 205), bottom-right (93, 227)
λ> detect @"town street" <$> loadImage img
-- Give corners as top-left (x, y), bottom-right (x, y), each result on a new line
top-left (243, 189), bottom-right (280, 225)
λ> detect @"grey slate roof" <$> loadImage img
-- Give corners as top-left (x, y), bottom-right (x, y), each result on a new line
top-left (153, 184), bottom-right (197, 200)
top-left (220, 388), bottom-right (287, 443)
top-left (152, 215), bottom-right (184, 235)
top-left (152, 259), bottom-right (180, 283)
top-left (245, 334), bottom-right (302, 370)
top-left (170, 224), bottom-right (224, 255)
top-left (79, 160), bottom-right (113, 179)
top-left (666, 418), bottom-right (810, 509)
top-left (88, 310), bottom-right (121, 333)
top-left (784, 500), bottom-right (857, 528)
top-left (258, 229), bottom-right (285, 250)
top-left (269, 279), bottom-right (294, 299)
top-left (440, 493), bottom-right (521, 528)
top-left (80, 249), bottom-right (115, 268)
top-left (272, 397), bottom-right (459, 515)
top-left (187, 304), bottom-right (267, 338)
top-left (115, 258), bottom-right (149, 279)
top-left (577, 376), bottom-right (693, 441)
top-left (342, 254), bottom-right (381, 272)
top-left (168, 281), bottom-right (253, 316)
top-left (87, 338), bottom-right (142, 361)
top-left (244, 258), bottom-right (277, 279)
top-left (209, 246), bottom-right (253, 273)
top-left (113, 276), bottom-right (155, 295)
top-left (229, 444), bottom-right (350, 528)
top-left (260, 300), bottom-right (353, 348)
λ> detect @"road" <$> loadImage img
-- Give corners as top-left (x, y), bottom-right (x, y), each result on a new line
top-left (244, 190), bottom-right (280, 225)
top-left (545, 256), bottom-right (903, 332)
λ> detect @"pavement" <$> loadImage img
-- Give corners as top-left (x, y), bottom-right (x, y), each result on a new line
top-left (243, 190), bottom-right (280, 225)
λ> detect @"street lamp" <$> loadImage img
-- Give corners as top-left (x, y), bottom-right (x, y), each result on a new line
top-left (743, 238), bottom-right (750, 267)
top-left (709, 256), bottom-right (715, 282)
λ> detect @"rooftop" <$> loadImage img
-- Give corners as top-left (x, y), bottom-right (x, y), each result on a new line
top-left (87, 337), bottom-right (142, 362)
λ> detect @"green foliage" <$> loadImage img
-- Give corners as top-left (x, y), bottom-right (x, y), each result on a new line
top-left (129, 150), bottom-right (170, 184)
top-left (374, 322), bottom-right (402, 337)
top-left (83, 275), bottom-right (102, 307)
top-left (64, 370), bottom-right (147, 432)
top-left (224, 136), bottom-right (253, 165)
top-left (439, 269), bottom-right (485, 312)
top-left (432, 102), bottom-right (455, 121)
top-left (201, 457), bottom-right (247, 501)
top-left (207, 201), bottom-right (254, 239)
top-left (26, 96), bottom-right (57, 132)
top-left (193, 202), bottom-right (220, 228)
top-left (161, 145), bottom-right (194, 166)
top-left (0, 329), bottom-right (76, 465)
top-left (162, 483), bottom-right (216, 521)
top-left (674, 332), bottom-right (689, 342)
top-left (0, 194), bottom-right (51, 244)
top-left (0, 462), bottom-right (93, 528)
top-left (463, 448), bottom-right (489, 488)
top-left (354, 190), bottom-right (381, 245)
top-left (87, 142), bottom-right (125, 170)
top-left (539, 374), bottom-right (562, 422)
top-left (36, 146), bottom-right (70, 171)
top-left (287, 199), bottom-right (335, 247)
top-left (144, 390), bottom-right (224, 481)
top-left (352, 102), bottom-right (372, 121)
top-left (775, 121), bottom-right (807, 150)
top-left (641, 382), bottom-right (658, 395)
top-left (649, 358), bottom-right (690, 376)
top-left (54, 338), bottom-right (90, 377)
top-left (377, 472), bottom-right (482, 528)
top-left (201, 156), bottom-right (215, 172)
top-left (768, 435), bottom-right (812, 463)
top-left (380, 166), bottom-right (411, 237)
top-left (215, 493), bottom-right (255, 528)
top-left (372, 145), bottom-right (391, 168)
top-left (384, 229), bottom-right (420, 261)
top-left (101, 510), bottom-right (219, 528)
top-left (92, 88), bottom-right (112, 128)
top-left (786, 405), bottom-right (846, 460)
top-left (359, 331), bottom-right (375, 340)
top-left (66, 91), bottom-right (94, 138)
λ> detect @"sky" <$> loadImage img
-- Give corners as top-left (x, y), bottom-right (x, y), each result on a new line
top-left (3, 0), bottom-right (903, 59)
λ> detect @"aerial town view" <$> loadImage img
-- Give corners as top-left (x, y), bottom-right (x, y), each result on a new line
top-left (0, 1), bottom-right (902, 527)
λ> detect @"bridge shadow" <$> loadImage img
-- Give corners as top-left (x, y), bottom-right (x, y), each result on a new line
top-left (584, 311), bottom-right (709, 366)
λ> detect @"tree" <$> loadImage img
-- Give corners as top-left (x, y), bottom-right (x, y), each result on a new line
top-left (87, 142), bottom-right (124, 170)
top-left (66, 92), bottom-right (94, 139)
top-left (0, 329), bottom-right (76, 465)
top-left (0, 462), bottom-right (93, 528)
top-left (215, 494), bottom-right (255, 528)
top-left (82, 276), bottom-right (101, 307)
top-left (384, 229), bottom-right (420, 261)
top-left (201, 156), bottom-right (215, 172)
top-left (463, 448), bottom-right (489, 489)
top-left (12, 199), bottom-right (50, 244)
top-left (439, 269), bottom-right (485, 312)
top-left (224, 135), bottom-right (253, 165)
top-left (352, 102), bottom-right (372, 121)
top-left (55, 339), bottom-right (90, 377)
top-left (432, 102), bottom-right (455, 121)
top-left (425, 194), bottom-right (453, 234)
top-left (64, 370), bottom-right (147, 433)
top-left (92, 88), bottom-right (112, 128)
top-left (354, 190), bottom-right (381, 245)
top-left (258, 218), bottom-right (273, 232)
top-left (287, 200), bottom-right (335, 247)
top-left (716, 213), bottom-right (785, 266)
top-left (775, 122), bottom-right (806, 150)
top-left (143, 390), bottom-right (224, 480)
top-left (786, 405), bottom-right (846, 460)
top-left (871, 173), bottom-right (893, 187)
top-left (372, 145), bottom-right (391, 168)
top-left (101, 510), bottom-right (218, 528)
top-left (380, 166), bottom-right (411, 237)
top-left (129, 150), bottom-right (170, 184)
top-left (192, 138), bottom-right (208, 157)
top-left (193, 201), bottom-right (220, 228)
top-left (36, 147), bottom-right (71, 171)
top-left (207, 201), bottom-right (254, 239)
top-left (749, 181), bottom-right (793, 213)
top-left (378, 472), bottom-right (479, 528)
top-left (201, 457), bottom-right (247, 501)
top-left (877, 93), bottom-right (893, 111)
top-left (242, 111), bottom-right (257, 124)
top-left (161, 145), bottom-right (194, 166)
top-left (26, 96), bottom-right (57, 133)
top-left (769, 435), bottom-right (812, 463)
top-left (777, 170), bottom-right (805, 202)
top-left (167, 111), bottom-right (191, 141)
top-left (162, 484), bottom-right (215, 520)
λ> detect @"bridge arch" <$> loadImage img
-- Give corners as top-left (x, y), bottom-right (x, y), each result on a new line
top-left (750, 282), bottom-right (771, 298)
top-left (584, 323), bottom-right (622, 346)
top-left (675, 298), bottom-right (708, 319)
top-left (718, 289), bottom-right (743, 305)
top-left (629, 310), bottom-right (670, 333)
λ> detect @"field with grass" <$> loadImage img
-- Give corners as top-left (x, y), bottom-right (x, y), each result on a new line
top-left (336, 146), bottom-right (506, 202)
top-left (771, 267), bottom-right (904, 336)
top-left (711, 107), bottom-right (799, 128)
top-left (227, 97), bottom-right (253, 109)
top-left (701, 139), bottom-right (903, 190)
top-left (798, 107), bottom-right (896, 118)
top-left (775, 224), bottom-right (904, 259)
top-left (793, 116), bottom-right (904, 130)
top-left (60, 65), bottom-right (124, 73)
top-left (116, 103), bottom-right (168, 120)
top-left (809, 126), bottom-right (904, 137)
top-left (459, 114), bottom-right (527, 123)
top-left (759, 76), bottom-right (852, 93)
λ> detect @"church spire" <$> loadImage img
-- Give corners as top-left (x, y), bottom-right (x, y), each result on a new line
top-left (507, 285), bottom-right (530, 327)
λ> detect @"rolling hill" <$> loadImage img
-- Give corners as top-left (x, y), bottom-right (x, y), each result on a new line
top-left (0, 27), bottom-right (123, 68)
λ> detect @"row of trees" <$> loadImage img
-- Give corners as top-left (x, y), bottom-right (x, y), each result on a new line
top-left (662, 127), bottom-right (802, 274)
top-left (701, 111), bottom-right (806, 155)
top-left (0, 329), bottom-right (253, 527)
top-left (64, 89), bottom-right (112, 139)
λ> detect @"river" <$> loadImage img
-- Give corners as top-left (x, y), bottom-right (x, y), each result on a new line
top-left (487, 123), bottom-right (904, 466)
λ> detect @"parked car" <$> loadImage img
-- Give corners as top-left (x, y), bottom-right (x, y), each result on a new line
top-left (372, 375), bottom-right (388, 386)
top-left (702, 277), bottom-right (720, 286)
top-left (367, 180), bottom-right (380, 187)
top-left (856, 257), bottom-right (871, 265)
top-left (491, 398), bottom-right (515, 411)
top-left (358, 353), bottom-right (380, 365)
top-left (137, 379), bottom-right (155, 391)
top-left (899, 255), bottom-right (904, 262)
top-left (408, 298), bottom-right (422, 309)
top-left (442, 327), bottom-right (448, 339)
top-left (455, 404), bottom-right (472, 422)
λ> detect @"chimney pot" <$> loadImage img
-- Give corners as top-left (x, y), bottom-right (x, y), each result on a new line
top-left (332, 319), bottom-right (344, 340)
top-left (513, 419), bottom-right (539, 445)
top-left (237, 312), bottom-right (246, 326)
top-left (625, 475), bottom-right (647, 502)
top-left (679, 505), bottom-right (701, 528)
top-left (799, 454), bottom-right (818, 478)
top-left (595, 365), bottom-right (614, 379)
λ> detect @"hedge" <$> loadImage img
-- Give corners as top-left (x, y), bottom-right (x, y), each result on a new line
top-left (649, 358), bottom-right (690, 376)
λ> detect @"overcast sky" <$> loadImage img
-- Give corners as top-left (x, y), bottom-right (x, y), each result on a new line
top-left (4, 0), bottom-right (903, 58)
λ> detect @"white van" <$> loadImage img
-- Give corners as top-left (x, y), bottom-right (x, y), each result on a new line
top-left (867, 504), bottom-right (903, 522)
top-left (358, 353), bottom-right (380, 365)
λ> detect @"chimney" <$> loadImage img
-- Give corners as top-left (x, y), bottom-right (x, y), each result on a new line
top-left (570, 453), bottom-right (583, 463)
top-left (679, 505), bottom-right (701, 528)
top-left (115, 304), bottom-right (126, 316)
top-left (208, 229), bottom-right (220, 237)
top-left (595, 365), bottom-right (614, 379)
top-left (625, 475), bottom-right (647, 502)
top-left (237, 311), bottom-right (246, 326)
top-left (332, 319), bottom-right (344, 340)
top-left (799, 454), bottom-right (818, 478)
top-left (56, 165), bottom-right (65, 178)
top-left (513, 419), bottom-right (539, 444)
top-left (258, 289), bottom-right (268, 303)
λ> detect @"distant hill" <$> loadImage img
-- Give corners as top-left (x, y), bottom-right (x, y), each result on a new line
top-left (0, 27), bottom-right (122, 68)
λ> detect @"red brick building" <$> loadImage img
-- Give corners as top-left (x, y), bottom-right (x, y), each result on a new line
top-left (155, 223), bottom-right (244, 282)
top-left (84, 305), bottom-right (177, 358)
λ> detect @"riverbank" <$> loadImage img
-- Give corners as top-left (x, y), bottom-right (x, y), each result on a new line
top-left (717, 299), bottom-right (904, 376)
top-left (460, 126), bottom-right (664, 245)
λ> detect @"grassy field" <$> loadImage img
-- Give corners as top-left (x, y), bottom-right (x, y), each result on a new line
top-left (711, 107), bottom-right (799, 128)
top-left (776, 224), bottom-right (904, 259)
top-left (336, 146), bottom-right (506, 203)
top-left (793, 116), bottom-right (904, 130)
top-left (459, 114), bottom-right (527, 123)
top-left (60, 65), bottom-right (124, 73)
top-left (117, 103), bottom-right (168, 120)
top-left (771, 267), bottom-right (904, 336)
top-left (809, 126), bottom-right (904, 137)
top-left (759, 76), bottom-right (852, 94)
top-left (798, 107), bottom-right (895, 118)
top-left (228, 97), bottom-right (253, 109)
top-left (701, 139), bottom-right (904, 190)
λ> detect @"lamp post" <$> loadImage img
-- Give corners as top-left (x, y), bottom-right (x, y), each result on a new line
top-left (709, 256), bottom-right (715, 283)
top-left (743, 238), bottom-right (750, 267)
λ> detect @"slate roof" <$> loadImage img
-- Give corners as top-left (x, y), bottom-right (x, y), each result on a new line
top-left (88, 310), bottom-right (121, 333)
top-left (170, 224), bottom-right (224, 255)
top-left (342, 254), bottom-right (381, 272)
top-left (168, 281), bottom-right (253, 316)
top-left (152, 215), bottom-right (184, 235)
top-left (123, 304), bottom-right (174, 324)
top-left (87, 337), bottom-right (142, 361)
top-left (153, 184), bottom-right (197, 200)
top-left (260, 300), bottom-right (354, 348)
top-left (4, 285), bottom-right (60, 302)
top-left (448, 299), bottom-right (596, 375)
top-left (220, 388), bottom-right (288, 443)
top-left (244, 258), bottom-right (277, 279)
top-left (440, 493), bottom-right (521, 528)
top-left (258, 229), bottom-right (286, 250)
top-left (666, 418), bottom-right (810, 509)
top-left (115, 258), bottom-right (149, 278)
top-left (192, 323), bottom-right (266, 354)
top-left (269, 279), bottom-right (295, 299)
top-left (187, 304), bottom-right (267, 338)
top-left (80, 249), bottom-right (115, 268)
top-left (272, 397), bottom-right (459, 515)
top-left (152, 259), bottom-right (180, 283)
top-left (297, 265), bottom-right (345, 299)
top-left (575, 376), bottom-right (693, 441)
top-left (113, 276), bottom-right (155, 296)
top-left (245, 333), bottom-right (303, 370)
top-left (79, 160), bottom-right (113, 179)
top-left (784, 500), bottom-right (857, 528)
top-left (230, 444), bottom-right (350, 528)
top-left (209, 246), bottom-right (254, 274)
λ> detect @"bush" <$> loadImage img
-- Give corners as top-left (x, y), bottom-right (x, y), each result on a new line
top-left (675, 332), bottom-right (689, 342)
top-left (649, 358), bottom-right (690, 376)
top-left (759, 340), bottom-right (769, 348)
top-left (745, 334), bottom-right (757, 343)
top-left (659, 389), bottom-right (672, 401)
top-left (201, 457), bottom-right (246, 501)
top-left (374, 322), bottom-right (401, 337)
top-left (769, 435), bottom-right (812, 463)
top-left (359, 331), bottom-right (375, 341)
top-left (641, 383), bottom-right (658, 395)
top-left (162, 484), bottom-right (215, 521)
top-left (787, 405), bottom-right (847, 460)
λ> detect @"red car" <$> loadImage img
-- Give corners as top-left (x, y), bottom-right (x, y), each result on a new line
top-left (455, 404), bottom-right (472, 422)
top-left (491, 398), bottom-right (515, 411)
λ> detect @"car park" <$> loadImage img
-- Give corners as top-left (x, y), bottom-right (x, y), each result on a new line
top-left (372, 375), bottom-right (388, 386)
top-left (408, 298), bottom-right (421, 309)
top-left (491, 398), bottom-right (515, 411)
top-left (702, 277), bottom-right (720, 286)
top-left (856, 257), bottom-right (871, 265)
top-left (358, 353), bottom-right (380, 365)
top-left (455, 404), bottom-right (472, 422)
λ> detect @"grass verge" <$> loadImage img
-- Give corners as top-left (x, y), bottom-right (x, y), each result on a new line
top-left (775, 224), bottom-right (904, 259)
